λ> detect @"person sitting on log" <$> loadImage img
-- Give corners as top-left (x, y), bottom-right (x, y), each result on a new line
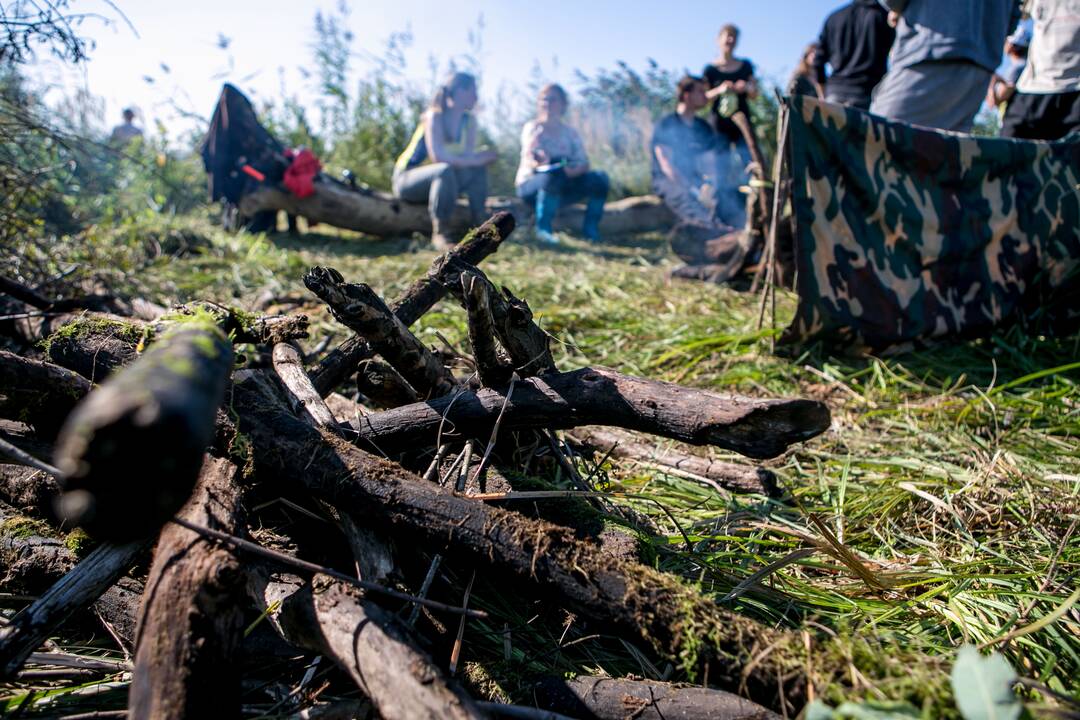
top-left (514, 83), bottom-right (610, 245)
top-left (652, 76), bottom-right (753, 284)
top-left (392, 72), bottom-right (497, 250)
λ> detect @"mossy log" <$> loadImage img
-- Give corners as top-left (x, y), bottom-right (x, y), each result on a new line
top-left (253, 572), bottom-right (485, 720)
top-left (233, 374), bottom-right (807, 711)
top-left (237, 183), bottom-right (675, 238)
top-left (346, 366), bottom-right (830, 461)
top-left (129, 455), bottom-right (247, 720)
top-left (37, 305), bottom-right (307, 383)
top-left (52, 321), bottom-right (234, 539)
top-left (532, 675), bottom-right (781, 720)
top-left (0, 352), bottom-right (93, 436)
top-left (566, 427), bottom-right (781, 497)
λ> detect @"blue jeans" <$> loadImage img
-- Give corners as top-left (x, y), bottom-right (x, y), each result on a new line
top-left (518, 170), bottom-right (609, 240)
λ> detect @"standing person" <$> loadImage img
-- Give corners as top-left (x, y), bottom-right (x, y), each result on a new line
top-left (393, 72), bottom-right (496, 249)
top-left (109, 107), bottom-right (143, 146)
top-left (813, 0), bottom-right (894, 109)
top-left (515, 84), bottom-right (609, 244)
top-left (1002, 1), bottom-right (1080, 140)
top-left (869, 0), bottom-right (1021, 132)
top-left (652, 76), bottom-right (751, 283)
top-left (702, 24), bottom-right (758, 227)
top-left (788, 43), bottom-right (824, 99)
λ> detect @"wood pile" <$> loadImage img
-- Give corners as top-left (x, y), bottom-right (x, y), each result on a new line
top-left (0, 212), bottom-right (831, 718)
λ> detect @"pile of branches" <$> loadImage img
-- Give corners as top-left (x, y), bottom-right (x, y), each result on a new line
top-left (0, 212), bottom-right (832, 719)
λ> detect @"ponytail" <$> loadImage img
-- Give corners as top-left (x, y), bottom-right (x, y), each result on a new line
top-left (430, 72), bottom-right (477, 112)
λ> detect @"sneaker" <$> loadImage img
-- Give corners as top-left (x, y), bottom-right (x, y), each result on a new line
top-left (535, 229), bottom-right (559, 245)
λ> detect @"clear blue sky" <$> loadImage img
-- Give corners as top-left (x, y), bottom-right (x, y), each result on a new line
top-left (39, 0), bottom-right (847, 139)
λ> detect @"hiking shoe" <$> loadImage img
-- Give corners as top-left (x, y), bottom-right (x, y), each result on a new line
top-left (535, 229), bottom-right (559, 245)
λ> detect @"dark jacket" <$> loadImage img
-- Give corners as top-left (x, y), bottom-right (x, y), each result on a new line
top-left (814, 0), bottom-right (895, 96)
top-left (879, 0), bottom-right (1022, 73)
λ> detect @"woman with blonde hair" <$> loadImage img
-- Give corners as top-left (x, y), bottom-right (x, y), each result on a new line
top-left (788, 43), bottom-right (824, 98)
top-left (393, 72), bottom-right (496, 248)
top-left (515, 83), bottom-right (609, 244)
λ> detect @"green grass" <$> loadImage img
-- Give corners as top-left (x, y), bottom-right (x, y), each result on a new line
top-left (6, 217), bottom-right (1077, 717)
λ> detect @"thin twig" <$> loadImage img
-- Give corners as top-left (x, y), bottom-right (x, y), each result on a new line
top-left (449, 570), bottom-right (476, 676)
top-left (406, 554), bottom-right (444, 627)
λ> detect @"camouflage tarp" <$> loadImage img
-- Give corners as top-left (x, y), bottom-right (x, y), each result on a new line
top-left (781, 95), bottom-right (1080, 353)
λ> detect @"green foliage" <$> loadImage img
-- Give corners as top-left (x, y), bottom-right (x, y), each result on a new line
top-left (951, 646), bottom-right (1022, 720)
top-left (806, 700), bottom-right (922, 719)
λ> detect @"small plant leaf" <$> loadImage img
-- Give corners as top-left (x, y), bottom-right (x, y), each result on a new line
top-left (951, 645), bottom-right (1022, 720)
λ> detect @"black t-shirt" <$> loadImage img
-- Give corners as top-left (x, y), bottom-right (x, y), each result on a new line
top-left (650, 113), bottom-right (717, 184)
top-left (703, 60), bottom-right (756, 144)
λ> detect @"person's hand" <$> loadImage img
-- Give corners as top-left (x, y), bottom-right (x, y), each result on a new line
top-left (533, 148), bottom-right (550, 164)
top-left (477, 149), bottom-right (498, 165)
top-left (887, 10), bottom-right (900, 27)
top-left (733, 80), bottom-right (748, 94)
top-left (718, 81), bottom-right (734, 93)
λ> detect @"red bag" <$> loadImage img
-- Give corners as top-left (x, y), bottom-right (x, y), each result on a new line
top-left (282, 148), bottom-right (321, 198)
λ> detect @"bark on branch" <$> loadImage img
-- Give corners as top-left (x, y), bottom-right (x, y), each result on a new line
top-left (304, 266), bottom-right (455, 399)
top-left (0, 351), bottom-right (93, 436)
top-left (233, 374), bottom-right (806, 710)
top-left (52, 321), bottom-right (234, 539)
top-left (347, 366), bottom-right (830, 460)
top-left (253, 572), bottom-right (485, 720)
top-left (129, 455), bottom-right (247, 720)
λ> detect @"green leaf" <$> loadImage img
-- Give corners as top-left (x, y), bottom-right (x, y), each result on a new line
top-left (951, 645), bottom-right (1022, 720)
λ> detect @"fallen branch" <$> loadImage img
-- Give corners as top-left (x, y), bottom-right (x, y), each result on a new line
top-left (566, 427), bottom-right (781, 496)
top-left (129, 455), bottom-right (248, 719)
top-left (310, 212), bottom-right (516, 397)
top-left (0, 538), bottom-right (146, 678)
top-left (304, 266), bottom-right (455, 398)
top-left (0, 351), bottom-right (93, 436)
top-left (531, 675), bottom-right (782, 720)
top-left (52, 320), bottom-right (234, 539)
top-left (233, 374), bottom-right (806, 710)
top-left (254, 572), bottom-right (485, 720)
top-left (347, 366), bottom-right (830, 460)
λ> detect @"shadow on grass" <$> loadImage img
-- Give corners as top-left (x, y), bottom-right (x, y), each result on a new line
top-left (265, 228), bottom-right (427, 260)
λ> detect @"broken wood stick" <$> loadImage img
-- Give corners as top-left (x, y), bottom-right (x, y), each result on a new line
top-left (254, 572), bottom-right (485, 720)
top-left (0, 351), bottom-right (93, 436)
top-left (0, 537), bottom-right (146, 678)
top-left (531, 675), bottom-right (782, 720)
top-left (304, 266), bottom-right (455, 398)
top-left (355, 358), bottom-right (419, 408)
top-left (462, 272), bottom-right (513, 387)
top-left (566, 427), bottom-right (781, 497)
top-left (52, 320), bottom-right (234, 539)
top-left (309, 212), bottom-right (516, 397)
top-left (129, 455), bottom-right (247, 720)
top-left (233, 374), bottom-right (806, 710)
top-left (444, 260), bottom-right (556, 377)
top-left (347, 366), bottom-right (830, 460)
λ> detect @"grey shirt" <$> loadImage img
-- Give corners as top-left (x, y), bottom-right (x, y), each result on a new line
top-left (1017, 0), bottom-right (1080, 93)
top-left (879, 0), bottom-right (1021, 72)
